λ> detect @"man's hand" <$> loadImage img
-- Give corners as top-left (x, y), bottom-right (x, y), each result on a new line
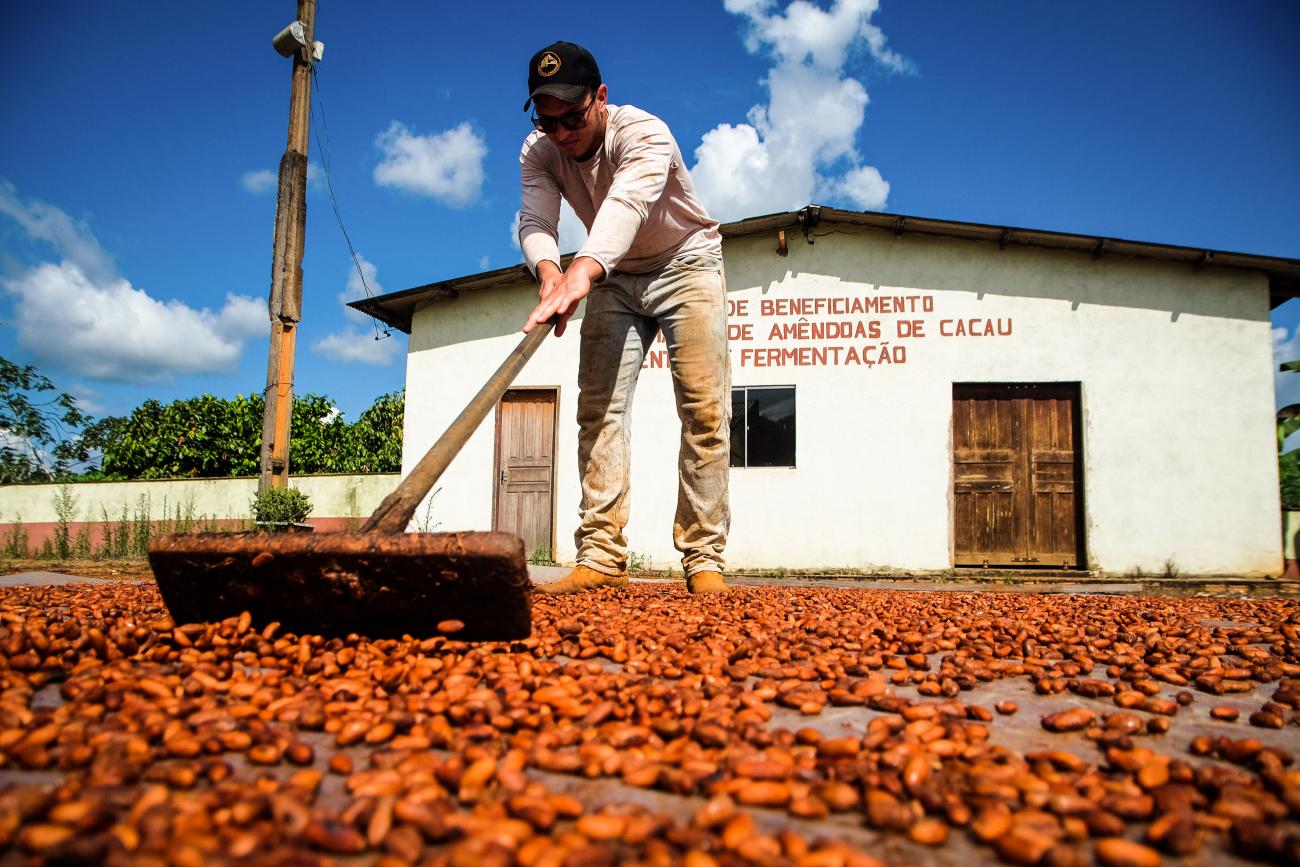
top-left (524, 257), bottom-right (605, 337)
top-left (533, 260), bottom-right (565, 327)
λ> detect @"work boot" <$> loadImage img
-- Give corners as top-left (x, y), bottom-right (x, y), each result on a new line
top-left (536, 565), bottom-right (628, 595)
top-left (686, 570), bottom-right (728, 595)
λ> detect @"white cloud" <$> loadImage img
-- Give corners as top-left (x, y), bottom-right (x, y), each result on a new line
top-left (241, 169), bottom-right (276, 194)
top-left (0, 180), bottom-right (116, 283)
top-left (509, 200), bottom-right (589, 256)
top-left (373, 121), bottom-right (486, 206)
top-left (311, 254), bottom-right (399, 366)
top-left (693, 0), bottom-right (906, 221)
top-left (479, 255), bottom-right (491, 271)
top-left (341, 253), bottom-right (384, 325)
top-left (218, 292), bottom-right (268, 337)
top-left (313, 329), bottom-right (400, 366)
top-left (0, 182), bottom-right (266, 383)
top-left (4, 262), bottom-right (264, 382)
top-left (240, 163), bottom-right (324, 195)
top-left (726, 0), bottom-right (910, 73)
top-left (838, 164), bottom-right (890, 210)
top-left (67, 384), bottom-right (105, 416)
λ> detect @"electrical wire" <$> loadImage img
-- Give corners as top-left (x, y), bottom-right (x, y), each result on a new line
top-left (308, 63), bottom-right (391, 340)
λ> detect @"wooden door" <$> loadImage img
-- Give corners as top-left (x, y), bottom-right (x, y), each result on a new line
top-left (952, 383), bottom-right (1083, 568)
top-left (493, 389), bottom-right (556, 559)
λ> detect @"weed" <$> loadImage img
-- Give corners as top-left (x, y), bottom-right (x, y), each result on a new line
top-left (528, 547), bottom-right (557, 566)
top-left (627, 551), bottom-right (651, 575)
top-left (1162, 558), bottom-right (1181, 580)
top-left (411, 488), bottom-right (442, 533)
top-left (52, 485), bottom-right (77, 559)
top-left (72, 524), bottom-right (92, 559)
top-left (9, 492), bottom-right (234, 563)
top-left (131, 494), bottom-right (152, 553)
top-left (1, 514), bottom-right (28, 558)
top-left (95, 507), bottom-right (110, 557)
top-left (156, 494), bottom-right (201, 537)
top-left (112, 504), bottom-right (130, 558)
top-left (177, 494), bottom-right (198, 533)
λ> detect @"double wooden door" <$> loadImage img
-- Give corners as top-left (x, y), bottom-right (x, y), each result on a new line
top-left (493, 389), bottom-right (557, 559)
top-left (952, 383), bottom-right (1084, 568)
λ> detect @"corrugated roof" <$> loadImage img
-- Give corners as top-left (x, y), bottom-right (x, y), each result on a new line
top-left (350, 205), bottom-right (1300, 334)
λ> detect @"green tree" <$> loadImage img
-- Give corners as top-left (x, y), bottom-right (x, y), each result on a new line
top-left (1280, 363), bottom-right (1300, 444)
top-left (1278, 362), bottom-right (1300, 509)
top-left (90, 390), bottom-right (403, 479)
top-left (89, 394), bottom-right (263, 479)
top-left (346, 389), bottom-right (404, 473)
top-left (0, 356), bottom-right (92, 483)
top-left (1279, 363), bottom-right (1300, 512)
top-left (290, 393), bottom-right (350, 474)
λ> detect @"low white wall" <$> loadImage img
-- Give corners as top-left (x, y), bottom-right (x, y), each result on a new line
top-left (403, 226), bottom-right (1280, 577)
top-left (0, 474), bottom-right (399, 525)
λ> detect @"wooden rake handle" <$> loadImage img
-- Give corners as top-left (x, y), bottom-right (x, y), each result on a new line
top-left (362, 319), bottom-right (557, 534)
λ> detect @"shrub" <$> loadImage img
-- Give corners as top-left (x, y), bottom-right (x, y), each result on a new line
top-left (251, 487), bottom-right (312, 527)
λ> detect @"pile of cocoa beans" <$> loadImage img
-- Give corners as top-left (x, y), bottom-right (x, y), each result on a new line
top-left (0, 581), bottom-right (1297, 866)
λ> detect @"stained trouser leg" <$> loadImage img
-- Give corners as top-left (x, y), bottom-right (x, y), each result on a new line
top-left (644, 257), bottom-right (731, 576)
top-left (574, 280), bottom-right (657, 575)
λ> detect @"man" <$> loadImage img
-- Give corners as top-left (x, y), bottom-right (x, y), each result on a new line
top-left (517, 41), bottom-right (730, 595)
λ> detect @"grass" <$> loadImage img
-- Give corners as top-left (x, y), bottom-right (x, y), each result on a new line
top-left (528, 547), bottom-right (558, 566)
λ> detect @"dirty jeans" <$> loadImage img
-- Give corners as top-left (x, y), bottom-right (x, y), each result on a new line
top-left (575, 254), bottom-right (730, 578)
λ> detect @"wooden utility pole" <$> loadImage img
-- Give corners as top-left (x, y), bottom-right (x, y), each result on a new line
top-left (259, 0), bottom-right (317, 491)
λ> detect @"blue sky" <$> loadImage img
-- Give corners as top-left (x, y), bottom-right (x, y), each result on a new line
top-left (2, 0), bottom-right (1298, 428)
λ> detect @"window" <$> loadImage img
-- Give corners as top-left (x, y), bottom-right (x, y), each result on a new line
top-left (730, 386), bottom-right (795, 468)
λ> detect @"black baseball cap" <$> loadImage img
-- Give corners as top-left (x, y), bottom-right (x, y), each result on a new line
top-left (524, 41), bottom-right (601, 110)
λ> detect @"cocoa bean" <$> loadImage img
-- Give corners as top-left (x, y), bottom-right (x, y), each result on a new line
top-left (736, 781), bottom-right (790, 807)
top-left (971, 808), bottom-right (1013, 842)
top-left (910, 818), bottom-right (948, 846)
top-left (1249, 710), bottom-right (1284, 729)
top-left (865, 790), bottom-right (913, 832)
top-left (576, 814), bottom-right (627, 841)
top-left (995, 828), bottom-right (1056, 866)
top-left (1042, 708), bottom-right (1095, 732)
top-left (1095, 837), bottom-right (1161, 867)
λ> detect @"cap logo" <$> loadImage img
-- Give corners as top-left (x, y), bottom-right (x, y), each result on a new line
top-left (537, 51), bottom-right (561, 77)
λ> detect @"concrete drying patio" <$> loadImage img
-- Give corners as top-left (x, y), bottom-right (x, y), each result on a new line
top-left (0, 568), bottom-right (1296, 865)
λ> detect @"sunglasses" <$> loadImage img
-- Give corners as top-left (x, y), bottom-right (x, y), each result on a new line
top-left (531, 96), bottom-right (595, 133)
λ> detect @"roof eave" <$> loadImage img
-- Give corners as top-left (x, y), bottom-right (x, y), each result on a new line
top-left (350, 206), bottom-right (1300, 333)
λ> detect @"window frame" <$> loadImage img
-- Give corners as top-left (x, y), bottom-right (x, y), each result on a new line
top-left (730, 384), bottom-right (797, 469)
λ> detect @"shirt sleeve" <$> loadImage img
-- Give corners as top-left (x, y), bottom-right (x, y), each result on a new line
top-left (576, 115), bottom-right (674, 276)
top-left (517, 134), bottom-right (563, 278)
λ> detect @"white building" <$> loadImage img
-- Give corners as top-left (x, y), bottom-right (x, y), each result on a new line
top-left (353, 207), bottom-right (1300, 578)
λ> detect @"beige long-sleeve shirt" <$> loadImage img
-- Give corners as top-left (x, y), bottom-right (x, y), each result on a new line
top-left (518, 103), bottom-right (722, 278)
